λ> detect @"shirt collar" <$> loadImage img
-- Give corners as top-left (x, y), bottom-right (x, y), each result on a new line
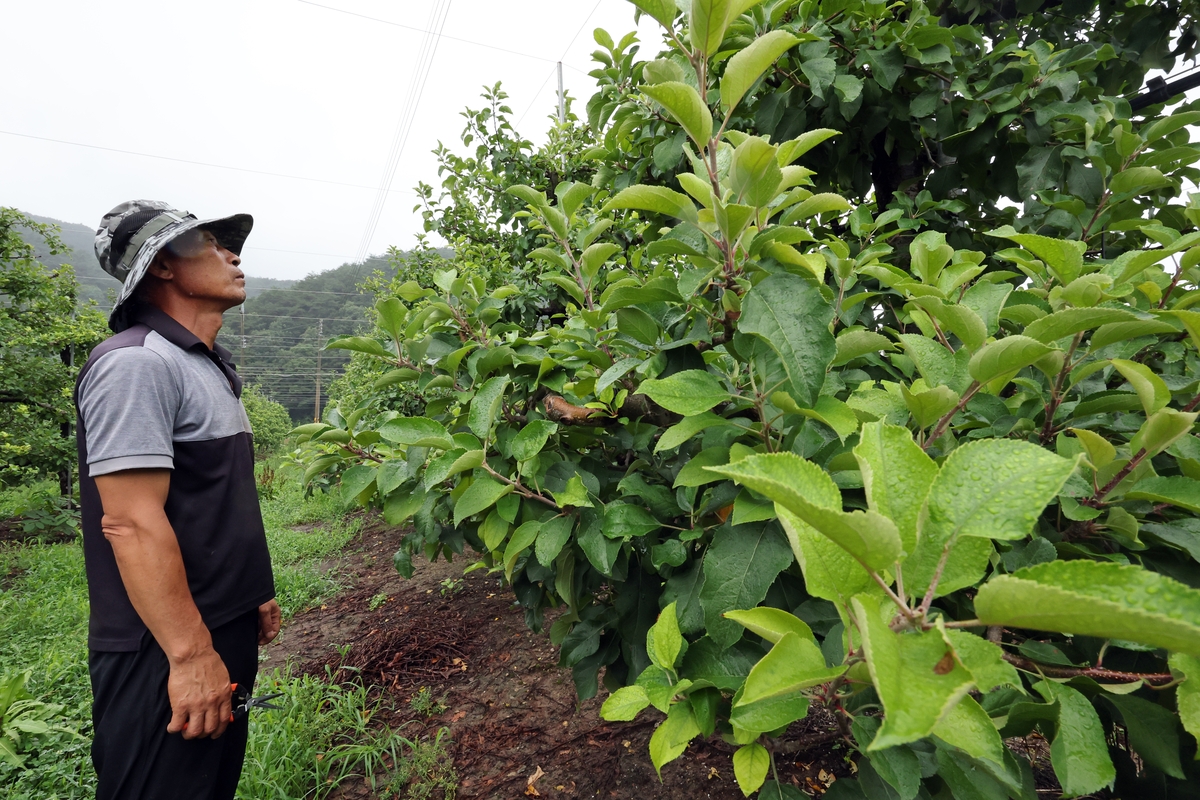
top-left (132, 304), bottom-right (243, 396)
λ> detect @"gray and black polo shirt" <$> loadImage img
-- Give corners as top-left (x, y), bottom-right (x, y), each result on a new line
top-left (76, 304), bottom-right (275, 651)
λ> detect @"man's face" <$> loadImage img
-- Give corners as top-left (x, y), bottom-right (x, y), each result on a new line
top-left (159, 228), bottom-right (246, 307)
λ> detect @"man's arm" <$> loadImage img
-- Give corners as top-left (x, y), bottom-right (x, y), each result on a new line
top-left (94, 469), bottom-right (232, 740)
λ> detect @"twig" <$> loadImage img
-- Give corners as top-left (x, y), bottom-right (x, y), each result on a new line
top-left (1002, 653), bottom-right (1173, 685)
top-left (917, 541), bottom-right (954, 616)
top-left (922, 382), bottom-right (981, 451)
top-left (1080, 448), bottom-right (1147, 507)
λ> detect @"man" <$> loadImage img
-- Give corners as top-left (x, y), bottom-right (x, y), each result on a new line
top-left (77, 200), bottom-right (280, 800)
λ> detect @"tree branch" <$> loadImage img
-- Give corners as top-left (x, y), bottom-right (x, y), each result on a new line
top-left (1002, 653), bottom-right (1173, 685)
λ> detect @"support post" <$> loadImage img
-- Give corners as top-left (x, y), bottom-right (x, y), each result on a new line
top-left (557, 61), bottom-right (565, 124)
top-left (315, 319), bottom-right (323, 422)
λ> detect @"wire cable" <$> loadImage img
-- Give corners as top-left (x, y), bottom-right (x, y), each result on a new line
top-left (514, 0), bottom-right (604, 129)
top-left (355, 0), bottom-right (453, 263)
top-left (0, 130), bottom-right (416, 195)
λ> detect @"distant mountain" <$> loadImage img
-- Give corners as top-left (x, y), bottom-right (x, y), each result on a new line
top-left (21, 212), bottom-right (299, 306)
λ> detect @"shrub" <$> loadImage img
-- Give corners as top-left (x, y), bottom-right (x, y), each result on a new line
top-left (294, 0), bottom-right (1200, 795)
top-left (242, 384), bottom-right (293, 455)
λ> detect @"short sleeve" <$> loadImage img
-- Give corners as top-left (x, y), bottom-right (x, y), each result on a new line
top-left (78, 347), bottom-right (181, 476)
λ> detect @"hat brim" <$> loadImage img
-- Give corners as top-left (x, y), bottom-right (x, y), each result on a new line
top-left (109, 212), bottom-right (253, 330)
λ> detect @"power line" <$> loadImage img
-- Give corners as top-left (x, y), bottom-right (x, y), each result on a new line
top-left (291, 0), bottom-right (590, 74)
top-left (515, 0), bottom-right (603, 129)
top-left (75, 275), bottom-right (370, 297)
top-left (0, 130), bottom-right (418, 197)
top-left (355, 0), bottom-right (452, 263)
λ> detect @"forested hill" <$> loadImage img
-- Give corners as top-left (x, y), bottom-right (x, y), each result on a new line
top-left (20, 212), bottom-right (298, 306)
top-left (214, 256), bottom-right (395, 422)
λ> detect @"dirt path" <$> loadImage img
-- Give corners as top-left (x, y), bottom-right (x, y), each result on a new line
top-left (262, 516), bottom-right (852, 799)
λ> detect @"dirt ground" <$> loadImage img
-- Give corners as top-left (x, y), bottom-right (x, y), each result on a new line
top-left (262, 515), bottom-right (856, 799)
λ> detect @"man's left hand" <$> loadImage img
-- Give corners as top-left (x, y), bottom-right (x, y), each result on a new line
top-left (257, 599), bottom-right (281, 645)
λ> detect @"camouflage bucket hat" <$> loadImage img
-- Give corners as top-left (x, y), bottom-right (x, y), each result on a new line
top-left (95, 199), bottom-right (253, 331)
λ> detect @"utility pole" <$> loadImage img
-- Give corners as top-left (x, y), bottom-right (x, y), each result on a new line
top-left (239, 304), bottom-right (246, 372)
top-left (557, 61), bottom-right (565, 124)
top-left (314, 318), bottom-right (323, 422)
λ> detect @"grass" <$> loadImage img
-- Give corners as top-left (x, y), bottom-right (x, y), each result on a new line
top-left (0, 471), bottom-right (454, 799)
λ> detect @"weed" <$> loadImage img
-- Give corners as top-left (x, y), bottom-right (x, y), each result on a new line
top-left (438, 578), bottom-right (464, 597)
top-left (370, 592), bottom-right (389, 611)
top-left (256, 463), bottom-right (279, 501)
top-left (239, 668), bottom-right (440, 799)
top-left (407, 687), bottom-right (447, 718)
top-left (383, 727), bottom-right (457, 800)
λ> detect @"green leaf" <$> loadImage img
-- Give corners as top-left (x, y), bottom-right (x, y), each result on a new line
top-left (1169, 653), bottom-right (1200, 750)
top-left (468, 376), bottom-right (509, 439)
top-left (1091, 319), bottom-right (1182, 350)
top-left (770, 467), bottom-right (876, 604)
top-left (721, 30), bottom-right (799, 112)
top-left (778, 192), bottom-right (851, 226)
top-left (776, 129), bottom-right (839, 165)
top-left (378, 417), bottom-right (455, 450)
top-left (649, 701), bottom-right (701, 776)
top-left (372, 368), bottom-right (419, 391)
top-left (1103, 694), bottom-right (1184, 779)
top-left (729, 136), bottom-right (783, 207)
top-left (602, 502), bottom-right (661, 540)
top-left (975, 560), bottom-right (1200, 656)
top-left (453, 475), bottom-right (514, 526)
top-left (503, 520), bottom-right (540, 581)
top-left (324, 335), bottom-right (393, 359)
top-left (853, 594), bottom-right (976, 749)
top-left (510, 420), bottom-right (557, 461)
top-left (423, 449), bottom-right (483, 490)
top-left (340, 465), bottom-right (377, 505)
top-left (375, 459), bottom-right (410, 496)
top-left (600, 684), bottom-right (652, 722)
top-left (901, 384), bottom-right (960, 430)
top-left (854, 421), bottom-right (938, 556)
top-left (931, 695), bottom-right (1005, 765)
top-left (628, 0), bottom-right (676, 29)
top-left (616, 307), bottom-right (660, 345)
top-left (700, 522), bottom-right (795, 649)
top-left (1125, 475), bottom-right (1200, 512)
top-left (600, 275), bottom-right (684, 312)
top-left (603, 183), bottom-right (699, 223)
top-left (1024, 308), bottom-right (1139, 343)
top-left (733, 743), bottom-right (771, 796)
top-left (643, 81), bottom-right (714, 149)
top-left (732, 632), bottom-right (841, 733)
top-left (535, 515), bottom-right (574, 567)
top-left (968, 336), bottom-right (1055, 385)
top-left (897, 334), bottom-right (971, 394)
top-left (723, 607), bottom-right (815, 645)
top-left (1110, 165), bottom-right (1173, 195)
top-left (1130, 409), bottom-right (1198, 457)
top-left (689, 0), bottom-right (736, 54)
top-left (851, 718), bottom-right (922, 799)
top-left (648, 602), bottom-right (685, 671)
top-left (738, 273), bottom-right (837, 406)
top-left (986, 227), bottom-right (1086, 284)
top-left (910, 297), bottom-right (987, 352)
top-left (656, 411), bottom-right (738, 452)
top-left (710, 453), bottom-right (904, 570)
top-left (1068, 427), bottom-right (1116, 469)
top-left (637, 369), bottom-right (729, 416)
top-left (1110, 358), bottom-right (1171, 415)
top-left (551, 475), bottom-right (593, 508)
top-left (922, 439), bottom-right (1078, 543)
top-left (773, 393), bottom-right (860, 441)
top-left (478, 511), bottom-right (509, 551)
top-left (833, 330), bottom-right (894, 367)
top-left (1034, 681), bottom-right (1115, 796)
top-left (383, 489), bottom-right (425, 525)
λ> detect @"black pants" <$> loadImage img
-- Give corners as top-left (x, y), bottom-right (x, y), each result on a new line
top-left (89, 610), bottom-right (258, 800)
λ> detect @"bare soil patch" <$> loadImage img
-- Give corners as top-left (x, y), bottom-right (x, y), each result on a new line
top-left (262, 516), bottom-right (856, 799)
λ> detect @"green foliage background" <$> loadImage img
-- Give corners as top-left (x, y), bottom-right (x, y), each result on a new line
top-left (295, 0), bottom-right (1200, 796)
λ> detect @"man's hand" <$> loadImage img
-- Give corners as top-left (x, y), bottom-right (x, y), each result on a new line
top-left (258, 599), bottom-right (281, 645)
top-left (165, 647), bottom-right (233, 740)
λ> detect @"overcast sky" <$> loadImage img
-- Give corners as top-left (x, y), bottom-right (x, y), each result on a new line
top-left (2, 0), bottom-right (661, 280)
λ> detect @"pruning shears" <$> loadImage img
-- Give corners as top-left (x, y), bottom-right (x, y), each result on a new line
top-left (181, 683), bottom-right (284, 730)
top-left (231, 682), bottom-right (284, 721)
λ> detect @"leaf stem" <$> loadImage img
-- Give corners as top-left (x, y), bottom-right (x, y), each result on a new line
top-left (917, 541), bottom-right (954, 616)
top-left (1040, 331), bottom-right (1083, 445)
top-left (922, 382), bottom-right (981, 452)
top-left (1081, 447), bottom-right (1147, 507)
top-left (480, 460), bottom-right (559, 510)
